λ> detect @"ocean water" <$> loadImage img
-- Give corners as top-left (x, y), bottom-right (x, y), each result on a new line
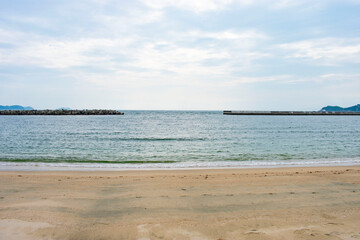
top-left (0, 111), bottom-right (360, 169)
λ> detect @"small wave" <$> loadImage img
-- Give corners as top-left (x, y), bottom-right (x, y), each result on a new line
top-left (94, 137), bottom-right (206, 142)
top-left (0, 158), bottom-right (177, 164)
top-left (1, 158), bottom-right (360, 171)
top-left (224, 153), bottom-right (294, 161)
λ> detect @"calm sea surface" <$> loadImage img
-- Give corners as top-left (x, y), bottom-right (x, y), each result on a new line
top-left (0, 111), bottom-right (360, 169)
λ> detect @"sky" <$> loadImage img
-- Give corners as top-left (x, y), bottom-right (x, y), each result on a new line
top-left (0, 0), bottom-right (359, 110)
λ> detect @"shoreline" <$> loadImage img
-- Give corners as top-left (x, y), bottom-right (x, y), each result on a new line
top-left (1, 164), bottom-right (360, 174)
top-left (1, 158), bottom-right (359, 171)
top-left (1, 165), bottom-right (360, 239)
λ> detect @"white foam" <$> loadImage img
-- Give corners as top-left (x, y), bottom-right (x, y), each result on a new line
top-left (0, 158), bottom-right (360, 171)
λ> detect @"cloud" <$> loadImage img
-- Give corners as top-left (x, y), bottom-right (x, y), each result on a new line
top-left (125, 42), bottom-right (229, 73)
top-left (142, 0), bottom-right (234, 13)
top-left (1, 0), bottom-right (359, 110)
top-left (271, 0), bottom-right (321, 9)
top-left (141, 0), bottom-right (331, 13)
top-left (0, 29), bottom-right (24, 42)
top-left (0, 28), bottom-right (135, 69)
top-left (95, 8), bottom-right (163, 28)
top-left (277, 38), bottom-right (360, 65)
top-left (184, 29), bottom-right (267, 41)
top-left (223, 75), bottom-right (292, 85)
top-left (320, 73), bottom-right (360, 82)
top-left (0, 25), bottom-right (268, 75)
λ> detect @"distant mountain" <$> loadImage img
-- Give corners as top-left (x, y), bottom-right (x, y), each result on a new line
top-left (320, 104), bottom-right (360, 112)
top-left (57, 107), bottom-right (71, 110)
top-left (0, 105), bottom-right (34, 110)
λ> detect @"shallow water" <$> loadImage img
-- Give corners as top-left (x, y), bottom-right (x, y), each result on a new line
top-left (0, 111), bottom-right (359, 169)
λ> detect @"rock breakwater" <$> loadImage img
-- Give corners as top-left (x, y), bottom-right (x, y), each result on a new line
top-left (0, 109), bottom-right (124, 115)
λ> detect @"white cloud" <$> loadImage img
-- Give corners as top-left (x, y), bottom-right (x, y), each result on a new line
top-left (185, 29), bottom-right (267, 41)
top-left (1, 16), bottom-right (52, 28)
top-left (95, 8), bottom-right (163, 28)
top-left (320, 73), bottom-right (360, 82)
top-left (0, 28), bottom-right (25, 42)
top-left (271, 0), bottom-right (320, 9)
top-left (125, 42), bottom-right (229, 73)
top-left (142, 0), bottom-right (329, 13)
top-left (0, 25), bottom-right (269, 78)
top-left (0, 29), bottom-right (135, 69)
top-left (142, 0), bottom-right (234, 13)
top-left (278, 38), bottom-right (360, 65)
top-left (224, 75), bottom-right (292, 85)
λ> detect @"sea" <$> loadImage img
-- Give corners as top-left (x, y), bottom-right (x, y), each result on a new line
top-left (0, 111), bottom-right (360, 170)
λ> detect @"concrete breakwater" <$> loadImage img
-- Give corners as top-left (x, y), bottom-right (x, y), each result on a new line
top-left (0, 109), bottom-right (124, 115)
top-left (223, 110), bottom-right (360, 115)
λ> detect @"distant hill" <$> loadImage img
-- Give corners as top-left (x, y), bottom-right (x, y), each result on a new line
top-left (0, 105), bottom-right (34, 110)
top-left (57, 107), bottom-right (71, 110)
top-left (320, 104), bottom-right (360, 112)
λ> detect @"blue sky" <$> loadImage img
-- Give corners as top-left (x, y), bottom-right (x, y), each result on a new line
top-left (0, 0), bottom-right (359, 110)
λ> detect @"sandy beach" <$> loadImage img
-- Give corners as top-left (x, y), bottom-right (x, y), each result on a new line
top-left (0, 166), bottom-right (360, 240)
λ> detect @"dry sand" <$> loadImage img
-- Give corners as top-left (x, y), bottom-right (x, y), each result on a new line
top-left (0, 166), bottom-right (360, 240)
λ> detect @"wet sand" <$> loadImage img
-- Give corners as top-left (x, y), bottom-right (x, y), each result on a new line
top-left (0, 166), bottom-right (360, 240)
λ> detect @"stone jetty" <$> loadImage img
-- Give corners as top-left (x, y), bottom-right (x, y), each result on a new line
top-left (0, 109), bottom-right (124, 115)
top-left (223, 111), bottom-right (360, 115)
